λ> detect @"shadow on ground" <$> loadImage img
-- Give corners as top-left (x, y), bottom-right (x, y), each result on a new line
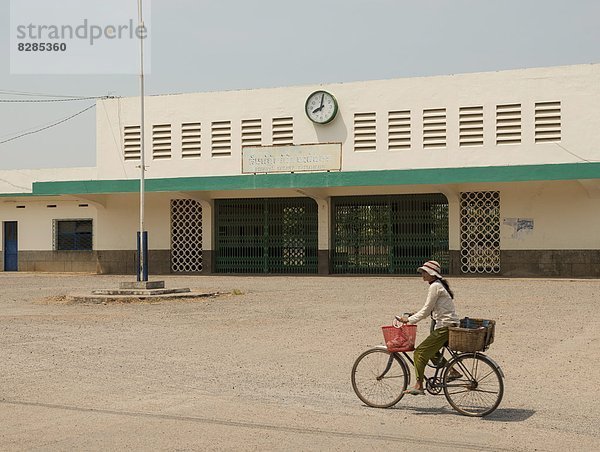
top-left (391, 405), bottom-right (535, 421)
top-left (482, 408), bottom-right (536, 422)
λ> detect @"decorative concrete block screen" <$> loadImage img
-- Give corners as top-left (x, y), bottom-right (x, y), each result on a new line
top-left (460, 191), bottom-right (500, 274)
top-left (170, 199), bottom-right (203, 273)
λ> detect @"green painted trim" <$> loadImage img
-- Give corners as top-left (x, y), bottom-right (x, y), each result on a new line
top-left (0, 192), bottom-right (37, 198)
top-left (33, 179), bottom-right (139, 196)
top-left (2, 162), bottom-right (598, 197)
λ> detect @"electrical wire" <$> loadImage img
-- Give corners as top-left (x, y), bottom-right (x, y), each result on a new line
top-left (553, 142), bottom-right (600, 163)
top-left (0, 89), bottom-right (105, 98)
top-left (0, 96), bottom-right (107, 103)
top-left (0, 104), bottom-right (96, 145)
top-left (0, 177), bottom-right (30, 191)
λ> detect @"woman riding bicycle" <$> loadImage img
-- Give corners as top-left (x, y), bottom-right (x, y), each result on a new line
top-left (396, 260), bottom-right (460, 395)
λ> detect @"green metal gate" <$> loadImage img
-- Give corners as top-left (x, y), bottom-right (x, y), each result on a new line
top-left (215, 198), bottom-right (318, 274)
top-left (331, 194), bottom-right (449, 274)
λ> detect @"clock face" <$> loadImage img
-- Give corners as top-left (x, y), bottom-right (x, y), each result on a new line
top-left (305, 90), bottom-right (338, 124)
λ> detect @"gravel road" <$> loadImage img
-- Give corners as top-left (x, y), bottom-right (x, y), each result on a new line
top-left (1, 273), bottom-right (599, 451)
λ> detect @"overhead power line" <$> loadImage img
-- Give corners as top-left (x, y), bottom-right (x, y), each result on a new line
top-left (0, 96), bottom-right (108, 103)
top-left (0, 89), bottom-right (110, 98)
top-left (0, 103), bottom-right (96, 145)
top-left (553, 142), bottom-right (600, 163)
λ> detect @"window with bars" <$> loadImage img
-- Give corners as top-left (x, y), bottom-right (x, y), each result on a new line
top-left (54, 220), bottom-right (93, 251)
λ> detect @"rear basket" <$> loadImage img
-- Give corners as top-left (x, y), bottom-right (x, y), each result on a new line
top-left (448, 318), bottom-right (496, 352)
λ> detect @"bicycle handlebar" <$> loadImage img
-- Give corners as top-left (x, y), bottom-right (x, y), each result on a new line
top-left (393, 312), bottom-right (415, 328)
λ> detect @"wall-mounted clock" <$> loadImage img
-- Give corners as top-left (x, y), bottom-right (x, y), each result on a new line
top-left (305, 90), bottom-right (338, 124)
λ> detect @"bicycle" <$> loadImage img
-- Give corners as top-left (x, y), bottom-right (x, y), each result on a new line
top-left (351, 321), bottom-right (504, 417)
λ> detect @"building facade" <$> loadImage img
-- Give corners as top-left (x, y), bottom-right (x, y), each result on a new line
top-left (1, 64), bottom-right (600, 277)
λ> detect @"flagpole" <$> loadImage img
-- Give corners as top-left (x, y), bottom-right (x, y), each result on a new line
top-left (137, 0), bottom-right (148, 282)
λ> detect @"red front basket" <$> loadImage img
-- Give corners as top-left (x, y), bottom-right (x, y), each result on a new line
top-left (382, 325), bottom-right (417, 352)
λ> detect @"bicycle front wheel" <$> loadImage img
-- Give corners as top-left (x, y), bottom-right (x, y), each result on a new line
top-left (443, 353), bottom-right (504, 417)
top-left (351, 348), bottom-right (409, 408)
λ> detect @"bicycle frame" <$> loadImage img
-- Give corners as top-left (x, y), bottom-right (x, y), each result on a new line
top-left (375, 345), bottom-right (495, 392)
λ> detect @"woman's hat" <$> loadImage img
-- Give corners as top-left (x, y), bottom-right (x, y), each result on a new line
top-left (417, 260), bottom-right (443, 279)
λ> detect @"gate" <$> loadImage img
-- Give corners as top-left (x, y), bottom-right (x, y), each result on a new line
top-left (331, 194), bottom-right (449, 274)
top-left (215, 198), bottom-right (318, 274)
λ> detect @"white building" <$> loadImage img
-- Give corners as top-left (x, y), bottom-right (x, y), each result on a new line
top-left (1, 64), bottom-right (599, 276)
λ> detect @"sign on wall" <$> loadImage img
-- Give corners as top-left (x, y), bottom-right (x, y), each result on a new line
top-left (242, 143), bottom-right (342, 174)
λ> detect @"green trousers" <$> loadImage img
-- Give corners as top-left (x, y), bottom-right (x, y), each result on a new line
top-left (413, 327), bottom-right (449, 382)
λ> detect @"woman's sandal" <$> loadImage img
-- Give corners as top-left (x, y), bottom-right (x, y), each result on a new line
top-left (446, 370), bottom-right (463, 381)
top-left (403, 388), bottom-right (425, 396)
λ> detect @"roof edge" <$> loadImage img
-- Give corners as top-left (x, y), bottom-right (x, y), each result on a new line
top-left (13, 162), bottom-right (599, 197)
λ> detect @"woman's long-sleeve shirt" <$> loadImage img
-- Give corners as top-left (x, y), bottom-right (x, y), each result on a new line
top-left (408, 280), bottom-right (459, 329)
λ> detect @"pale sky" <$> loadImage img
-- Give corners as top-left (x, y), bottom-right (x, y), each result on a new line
top-left (1, 0), bottom-right (599, 170)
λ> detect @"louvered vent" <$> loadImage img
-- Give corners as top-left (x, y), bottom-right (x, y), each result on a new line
top-left (354, 112), bottom-right (376, 152)
top-left (242, 119), bottom-right (262, 147)
top-left (123, 125), bottom-right (141, 161)
top-left (152, 124), bottom-right (171, 159)
top-left (423, 108), bottom-right (446, 148)
top-left (459, 106), bottom-right (484, 147)
top-left (496, 104), bottom-right (521, 145)
top-left (272, 117), bottom-right (293, 145)
top-left (181, 122), bottom-right (201, 158)
top-left (211, 121), bottom-right (232, 157)
top-left (388, 110), bottom-right (410, 150)
top-left (535, 101), bottom-right (561, 143)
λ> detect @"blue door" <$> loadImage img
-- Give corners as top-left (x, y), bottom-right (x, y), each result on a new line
top-left (3, 221), bottom-right (18, 271)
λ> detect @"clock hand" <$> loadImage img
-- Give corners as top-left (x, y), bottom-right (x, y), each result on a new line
top-left (320, 93), bottom-right (325, 108)
top-left (312, 105), bottom-right (324, 114)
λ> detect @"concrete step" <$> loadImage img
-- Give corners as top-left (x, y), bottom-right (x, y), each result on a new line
top-left (68, 290), bottom-right (220, 304)
top-left (92, 287), bottom-right (191, 296)
top-left (119, 281), bottom-right (165, 290)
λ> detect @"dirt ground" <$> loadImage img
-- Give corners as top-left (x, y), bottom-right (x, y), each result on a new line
top-left (1, 273), bottom-right (599, 451)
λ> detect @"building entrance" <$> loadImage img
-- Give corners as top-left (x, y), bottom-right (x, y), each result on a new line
top-left (215, 198), bottom-right (318, 274)
top-left (331, 194), bottom-right (449, 274)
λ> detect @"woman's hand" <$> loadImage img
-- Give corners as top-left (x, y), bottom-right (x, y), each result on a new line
top-left (393, 315), bottom-right (409, 328)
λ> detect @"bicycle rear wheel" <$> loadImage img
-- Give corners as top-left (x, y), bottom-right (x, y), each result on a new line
top-left (351, 348), bottom-right (409, 408)
top-left (443, 353), bottom-right (503, 417)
